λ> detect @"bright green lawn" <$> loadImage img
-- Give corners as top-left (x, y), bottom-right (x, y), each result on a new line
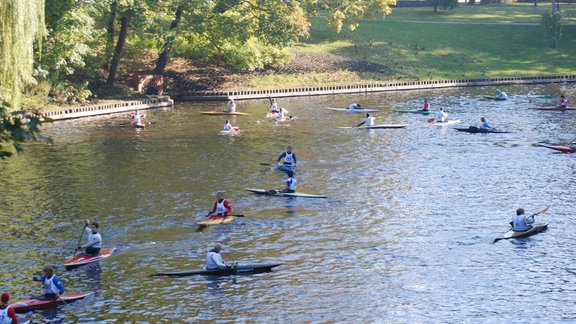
top-left (240, 4), bottom-right (576, 90)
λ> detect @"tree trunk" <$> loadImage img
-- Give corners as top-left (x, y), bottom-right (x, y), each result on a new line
top-left (103, 0), bottom-right (118, 72)
top-left (468, 0), bottom-right (475, 5)
top-left (154, 6), bottom-right (184, 74)
top-left (106, 12), bottom-right (131, 86)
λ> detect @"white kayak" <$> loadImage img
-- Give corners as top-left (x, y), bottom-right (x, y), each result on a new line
top-left (337, 124), bottom-right (406, 129)
top-left (245, 188), bottom-right (327, 198)
top-left (428, 119), bottom-right (461, 126)
top-left (219, 127), bottom-right (241, 136)
top-left (326, 108), bottom-right (379, 113)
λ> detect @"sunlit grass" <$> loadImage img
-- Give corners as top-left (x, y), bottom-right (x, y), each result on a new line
top-left (238, 4), bottom-right (576, 90)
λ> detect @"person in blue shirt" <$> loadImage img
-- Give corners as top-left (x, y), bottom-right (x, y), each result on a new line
top-left (511, 208), bottom-right (535, 232)
top-left (281, 171), bottom-right (297, 193)
top-left (32, 265), bottom-right (65, 300)
top-left (496, 89), bottom-right (508, 100)
top-left (277, 146), bottom-right (297, 168)
top-left (479, 117), bottom-right (491, 129)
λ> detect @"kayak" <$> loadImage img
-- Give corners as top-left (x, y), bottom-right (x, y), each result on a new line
top-left (152, 263), bottom-right (282, 277)
top-left (337, 124), bottom-right (406, 129)
top-left (219, 128), bottom-right (241, 136)
top-left (454, 127), bottom-right (510, 134)
top-left (63, 247), bottom-right (116, 270)
top-left (197, 215), bottom-right (239, 226)
top-left (540, 144), bottom-right (576, 153)
top-left (326, 108), bottom-right (379, 113)
top-left (11, 291), bottom-right (96, 313)
top-left (131, 121), bottom-right (145, 128)
top-left (393, 109), bottom-right (438, 115)
top-left (200, 111), bottom-right (249, 116)
top-left (428, 119), bottom-right (461, 126)
top-left (498, 222), bottom-right (548, 241)
top-left (245, 188), bottom-right (327, 198)
top-left (529, 106), bottom-right (576, 111)
top-left (484, 96), bottom-right (507, 101)
top-left (277, 164), bottom-right (295, 172)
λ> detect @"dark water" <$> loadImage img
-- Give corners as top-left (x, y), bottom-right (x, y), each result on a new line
top-left (2, 84), bottom-right (576, 322)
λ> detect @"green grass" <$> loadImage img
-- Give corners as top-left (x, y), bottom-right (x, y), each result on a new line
top-left (239, 4), bottom-right (576, 90)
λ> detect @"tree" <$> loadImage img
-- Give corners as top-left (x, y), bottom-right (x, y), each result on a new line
top-left (428, 0), bottom-right (458, 13)
top-left (0, 0), bottom-right (51, 159)
top-left (542, 8), bottom-right (563, 48)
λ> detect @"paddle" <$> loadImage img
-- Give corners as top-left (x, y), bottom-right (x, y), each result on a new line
top-left (260, 163), bottom-right (273, 166)
top-left (205, 214), bottom-right (245, 218)
top-left (427, 117), bottom-right (436, 123)
top-left (72, 225), bottom-right (87, 257)
top-left (493, 207), bottom-right (549, 243)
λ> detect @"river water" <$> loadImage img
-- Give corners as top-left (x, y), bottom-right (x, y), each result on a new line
top-left (1, 84), bottom-right (576, 323)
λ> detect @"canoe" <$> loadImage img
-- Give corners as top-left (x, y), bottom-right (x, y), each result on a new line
top-left (326, 108), bottom-right (379, 113)
top-left (540, 144), bottom-right (576, 153)
top-left (152, 263), bottom-right (282, 277)
top-left (11, 291), bottom-right (95, 313)
top-left (337, 124), bottom-right (406, 129)
top-left (454, 126), bottom-right (510, 134)
top-left (200, 111), bottom-right (249, 116)
top-left (393, 109), bottom-right (438, 115)
top-left (528, 106), bottom-right (576, 111)
top-left (428, 119), bottom-right (461, 126)
top-left (245, 188), bottom-right (327, 198)
top-left (63, 247), bottom-right (115, 270)
top-left (499, 222), bottom-right (548, 241)
top-left (197, 215), bottom-right (239, 226)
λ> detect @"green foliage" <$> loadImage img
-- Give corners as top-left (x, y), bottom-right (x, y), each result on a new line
top-left (0, 102), bottom-right (52, 160)
top-left (542, 8), bottom-right (564, 48)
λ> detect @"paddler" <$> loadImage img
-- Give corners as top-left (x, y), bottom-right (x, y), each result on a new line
top-left (422, 98), bottom-right (429, 111)
top-left (269, 98), bottom-right (279, 113)
top-left (0, 292), bottom-right (18, 324)
top-left (277, 146), bottom-right (297, 168)
top-left (227, 98), bottom-right (236, 112)
top-left (435, 107), bottom-right (448, 123)
top-left (78, 219), bottom-right (102, 256)
top-left (479, 117), bottom-right (492, 130)
top-left (129, 110), bottom-right (146, 125)
top-left (357, 113), bottom-right (375, 127)
top-left (559, 95), bottom-right (569, 108)
top-left (32, 265), bottom-right (65, 300)
top-left (223, 120), bottom-right (233, 131)
top-left (281, 171), bottom-right (297, 193)
top-left (496, 89), bottom-right (508, 100)
top-left (347, 103), bottom-right (362, 110)
top-left (511, 208), bottom-right (535, 232)
top-left (205, 244), bottom-right (231, 270)
top-left (206, 191), bottom-right (233, 217)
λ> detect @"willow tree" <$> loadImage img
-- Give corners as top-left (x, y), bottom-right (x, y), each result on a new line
top-left (0, 0), bottom-right (49, 159)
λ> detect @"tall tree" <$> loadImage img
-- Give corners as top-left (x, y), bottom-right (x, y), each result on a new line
top-left (0, 0), bottom-right (50, 159)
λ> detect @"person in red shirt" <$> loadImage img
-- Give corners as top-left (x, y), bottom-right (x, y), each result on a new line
top-left (0, 292), bottom-right (18, 324)
top-left (206, 192), bottom-right (233, 217)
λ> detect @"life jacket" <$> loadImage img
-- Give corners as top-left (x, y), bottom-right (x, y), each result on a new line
top-left (283, 152), bottom-right (294, 165)
top-left (43, 275), bottom-right (60, 295)
top-left (216, 200), bottom-right (227, 214)
top-left (0, 305), bottom-right (13, 324)
top-left (287, 177), bottom-right (297, 191)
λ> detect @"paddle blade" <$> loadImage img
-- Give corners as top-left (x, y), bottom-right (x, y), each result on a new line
top-left (427, 117), bottom-right (435, 123)
top-left (260, 163), bottom-right (273, 166)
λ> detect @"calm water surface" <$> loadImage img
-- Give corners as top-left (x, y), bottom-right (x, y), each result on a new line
top-left (1, 84), bottom-right (576, 323)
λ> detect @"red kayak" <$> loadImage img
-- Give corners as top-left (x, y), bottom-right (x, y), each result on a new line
top-left (63, 247), bottom-right (115, 270)
top-left (529, 106), bottom-right (576, 111)
top-left (11, 292), bottom-right (95, 313)
top-left (131, 121), bottom-right (145, 128)
top-left (540, 144), bottom-right (576, 153)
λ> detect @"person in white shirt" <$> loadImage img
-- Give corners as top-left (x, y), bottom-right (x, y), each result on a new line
top-left (435, 107), bottom-right (448, 123)
top-left (223, 120), bottom-right (233, 131)
top-left (270, 98), bottom-right (279, 113)
top-left (347, 103), bottom-right (362, 110)
top-left (357, 113), bottom-right (375, 127)
top-left (227, 99), bottom-right (236, 112)
top-left (78, 219), bottom-right (102, 256)
top-left (205, 244), bottom-right (230, 270)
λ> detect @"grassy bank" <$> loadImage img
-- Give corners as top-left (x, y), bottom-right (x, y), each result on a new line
top-left (237, 4), bottom-right (576, 90)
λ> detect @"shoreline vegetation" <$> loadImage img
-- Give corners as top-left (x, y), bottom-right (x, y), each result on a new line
top-left (34, 4), bottom-right (576, 113)
top-left (161, 4), bottom-right (576, 94)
